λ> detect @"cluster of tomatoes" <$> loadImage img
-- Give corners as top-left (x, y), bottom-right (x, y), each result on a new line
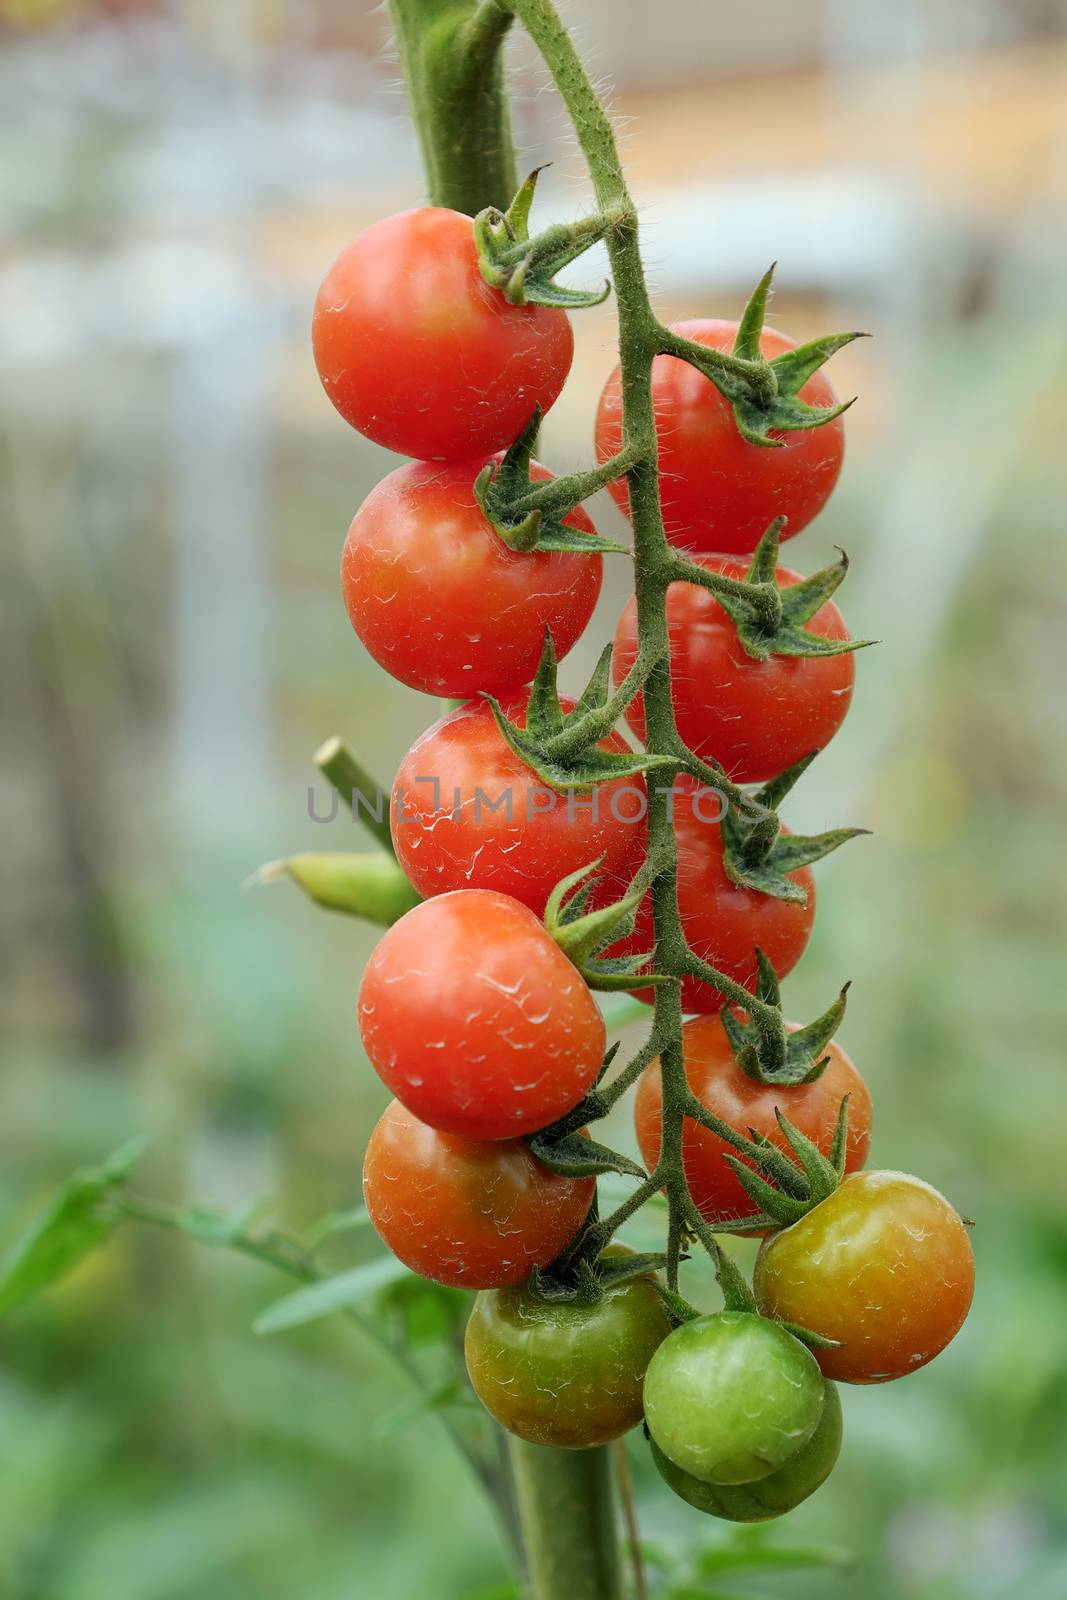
top-left (311, 205), bottom-right (974, 1521)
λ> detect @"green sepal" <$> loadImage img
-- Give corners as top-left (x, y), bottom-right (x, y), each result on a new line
top-left (724, 1101), bottom-right (852, 1227)
top-left (676, 518), bottom-right (872, 664)
top-left (652, 1284), bottom-right (701, 1325)
top-left (778, 1321), bottom-right (843, 1352)
top-left (720, 957), bottom-right (850, 1086)
top-left (673, 264), bottom-right (865, 449)
top-left (526, 1128), bottom-right (645, 1182)
top-left (474, 410), bottom-right (612, 556)
top-left (719, 751), bottom-right (868, 903)
top-left (474, 169), bottom-right (612, 309)
top-left (597, 1251), bottom-right (668, 1290)
top-left (484, 633), bottom-right (673, 792)
top-left (474, 411), bottom-right (628, 555)
top-left (544, 858), bottom-right (669, 993)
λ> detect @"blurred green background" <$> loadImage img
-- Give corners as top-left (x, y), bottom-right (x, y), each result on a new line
top-left (3, 1), bottom-right (1067, 1596)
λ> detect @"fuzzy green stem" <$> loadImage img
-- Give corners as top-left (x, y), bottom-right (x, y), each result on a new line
top-left (388, 0), bottom-right (518, 214)
top-left (509, 1440), bottom-right (624, 1600)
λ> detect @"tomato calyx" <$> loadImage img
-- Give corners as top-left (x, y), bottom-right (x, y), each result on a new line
top-left (544, 858), bottom-right (668, 993)
top-left (474, 409), bottom-right (632, 554)
top-left (670, 517), bottom-right (875, 665)
top-left (527, 1245), bottom-right (668, 1308)
top-left (483, 631), bottom-right (673, 791)
top-left (719, 1099), bottom-right (852, 1232)
top-left (660, 264), bottom-right (867, 448)
top-left (474, 165), bottom-right (614, 309)
top-left (720, 751), bottom-right (869, 904)
top-left (722, 951), bottom-right (851, 1087)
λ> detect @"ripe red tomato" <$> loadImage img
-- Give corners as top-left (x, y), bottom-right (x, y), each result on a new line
top-left (464, 1257), bottom-right (672, 1447)
top-left (754, 1171), bottom-right (976, 1384)
top-left (613, 558), bottom-right (854, 784)
top-left (595, 319), bottom-right (844, 555)
top-left (313, 208), bottom-right (573, 461)
top-left (391, 694), bottom-right (648, 917)
top-left (358, 889), bottom-right (606, 1140)
top-left (614, 779), bottom-right (813, 1014)
top-left (341, 457), bottom-right (601, 699)
top-left (634, 1013), bottom-right (871, 1226)
top-left (364, 1099), bottom-right (594, 1289)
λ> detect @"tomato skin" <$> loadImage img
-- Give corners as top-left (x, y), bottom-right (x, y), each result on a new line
top-left (634, 1014), bottom-right (871, 1227)
top-left (363, 1100), bottom-right (594, 1290)
top-left (614, 779), bottom-right (813, 1013)
top-left (613, 558), bottom-right (854, 784)
top-left (643, 1312), bottom-right (825, 1485)
top-left (358, 890), bottom-right (605, 1140)
top-left (595, 319), bottom-right (844, 555)
top-left (342, 457), bottom-right (602, 698)
top-left (313, 209), bottom-right (573, 461)
top-left (754, 1171), bottom-right (976, 1384)
top-left (465, 1261), bottom-right (672, 1448)
top-left (392, 695), bottom-right (648, 917)
top-left (650, 1380), bottom-right (841, 1522)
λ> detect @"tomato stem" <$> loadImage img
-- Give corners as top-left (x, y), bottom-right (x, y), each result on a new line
top-left (509, 1439), bottom-right (626, 1600)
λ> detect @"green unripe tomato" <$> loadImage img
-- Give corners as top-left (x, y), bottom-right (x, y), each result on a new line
top-left (642, 1311), bottom-right (825, 1485)
top-left (464, 1259), bottom-right (672, 1450)
top-left (650, 1380), bottom-right (842, 1521)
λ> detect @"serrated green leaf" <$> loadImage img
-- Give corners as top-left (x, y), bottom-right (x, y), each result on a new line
top-left (253, 1256), bottom-right (410, 1335)
top-left (0, 1139), bottom-right (144, 1317)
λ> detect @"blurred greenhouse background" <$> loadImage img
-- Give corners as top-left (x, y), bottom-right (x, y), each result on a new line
top-left (2, 0), bottom-right (1067, 1595)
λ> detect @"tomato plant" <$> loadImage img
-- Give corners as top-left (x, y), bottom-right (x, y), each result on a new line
top-left (634, 1013), bottom-right (871, 1225)
top-left (643, 1312), bottom-right (826, 1485)
top-left (391, 694), bottom-right (647, 917)
top-left (649, 1381), bottom-right (842, 1522)
top-left (313, 208), bottom-right (573, 461)
top-left (464, 1258), bottom-right (672, 1448)
top-left (596, 318), bottom-right (845, 555)
top-left (754, 1170), bottom-right (976, 1383)
top-left (357, 889), bottom-right (606, 1140)
top-left (612, 556), bottom-right (855, 783)
top-left (363, 1099), bottom-right (594, 1289)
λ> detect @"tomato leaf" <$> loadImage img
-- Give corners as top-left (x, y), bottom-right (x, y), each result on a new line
top-left (0, 1139), bottom-right (144, 1317)
top-left (253, 1256), bottom-right (411, 1335)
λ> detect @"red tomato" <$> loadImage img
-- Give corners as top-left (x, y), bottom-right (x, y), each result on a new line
top-left (595, 319), bottom-right (844, 555)
top-left (613, 557), bottom-right (854, 783)
top-left (341, 456), bottom-right (601, 698)
top-left (364, 1099), bottom-right (594, 1289)
top-left (755, 1171), bottom-right (975, 1384)
top-left (358, 890), bottom-right (606, 1139)
top-left (313, 209), bottom-right (573, 461)
top-left (391, 694), bottom-right (648, 917)
top-left (634, 1013), bottom-right (871, 1226)
top-left (614, 779), bottom-right (813, 1014)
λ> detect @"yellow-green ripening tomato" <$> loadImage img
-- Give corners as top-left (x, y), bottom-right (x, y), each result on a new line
top-left (754, 1170), bottom-right (975, 1384)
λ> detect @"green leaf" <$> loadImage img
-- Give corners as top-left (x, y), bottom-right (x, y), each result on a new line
top-left (253, 1256), bottom-right (410, 1335)
top-left (0, 1139), bottom-right (144, 1317)
top-left (165, 1199), bottom-right (268, 1247)
top-left (695, 1538), bottom-right (853, 1576)
top-left (372, 1377), bottom-right (475, 1439)
top-left (302, 1206), bottom-right (376, 1249)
